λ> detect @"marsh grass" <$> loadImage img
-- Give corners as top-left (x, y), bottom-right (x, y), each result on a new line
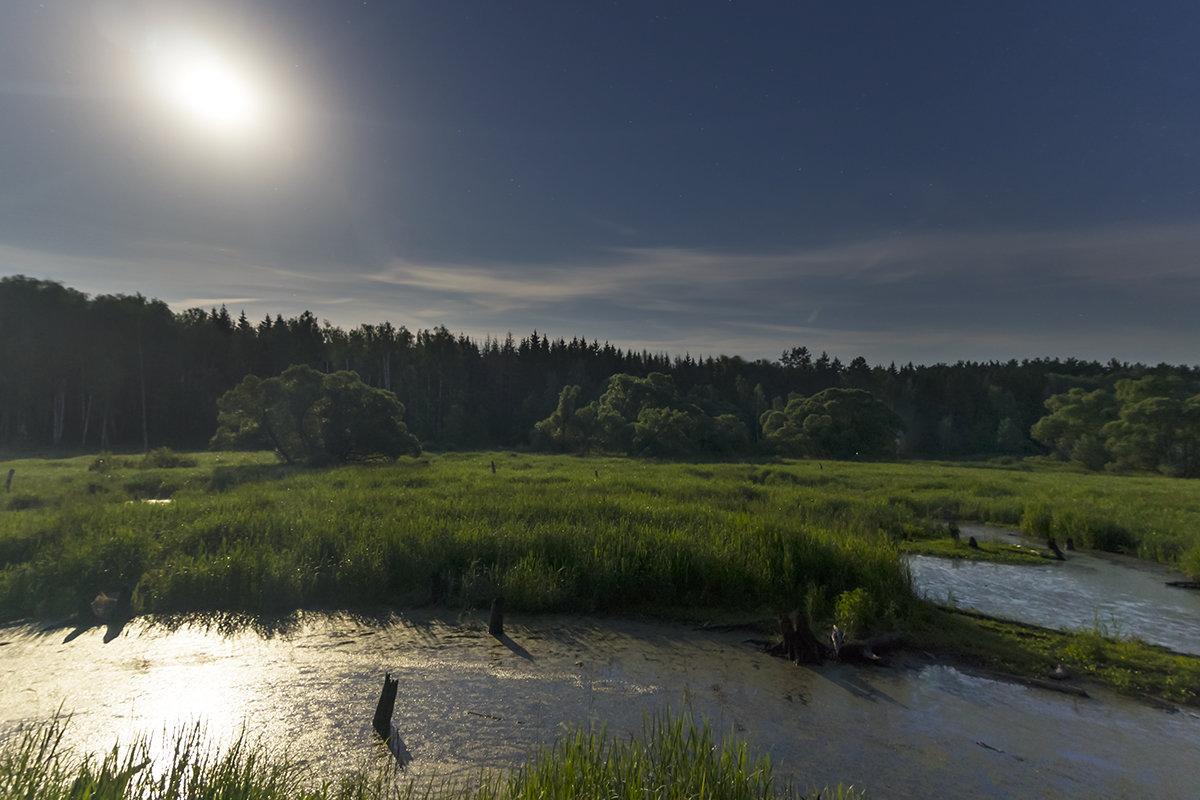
top-left (895, 538), bottom-right (1050, 565)
top-left (0, 453), bottom-right (912, 631)
top-left (0, 712), bottom-right (862, 800)
top-left (909, 604), bottom-right (1200, 706)
top-left (4, 451), bottom-right (1200, 625)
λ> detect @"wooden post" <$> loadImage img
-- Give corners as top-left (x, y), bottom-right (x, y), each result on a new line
top-left (4, 468), bottom-right (12, 492)
top-left (778, 613), bottom-right (798, 661)
top-left (489, 596), bottom-right (504, 637)
top-left (373, 673), bottom-right (399, 740)
top-left (490, 460), bottom-right (496, 474)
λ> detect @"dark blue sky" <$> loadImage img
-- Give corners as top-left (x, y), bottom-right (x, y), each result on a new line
top-left (3, 1), bottom-right (1199, 364)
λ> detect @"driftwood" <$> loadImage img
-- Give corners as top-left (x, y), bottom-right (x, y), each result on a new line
top-left (1166, 580), bottom-right (1200, 590)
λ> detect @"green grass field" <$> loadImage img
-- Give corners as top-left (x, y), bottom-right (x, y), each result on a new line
top-left (3, 451), bottom-right (1199, 624)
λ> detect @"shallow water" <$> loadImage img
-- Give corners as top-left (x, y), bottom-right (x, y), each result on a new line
top-left (910, 524), bottom-right (1200, 654)
top-left (2, 611), bottom-right (1198, 798)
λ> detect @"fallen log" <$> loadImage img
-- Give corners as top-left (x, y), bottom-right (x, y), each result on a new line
top-left (837, 632), bottom-right (903, 664)
top-left (1165, 580), bottom-right (1200, 590)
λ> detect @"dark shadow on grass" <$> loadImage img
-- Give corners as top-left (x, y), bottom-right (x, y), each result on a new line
top-left (208, 463), bottom-right (306, 492)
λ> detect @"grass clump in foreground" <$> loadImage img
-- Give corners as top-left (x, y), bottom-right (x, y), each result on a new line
top-left (0, 711), bottom-right (863, 800)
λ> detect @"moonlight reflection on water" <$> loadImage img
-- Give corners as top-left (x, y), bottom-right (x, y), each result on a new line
top-left (2, 609), bottom-right (1198, 799)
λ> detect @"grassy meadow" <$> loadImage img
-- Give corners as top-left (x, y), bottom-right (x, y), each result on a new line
top-left (3, 450), bottom-right (1200, 626)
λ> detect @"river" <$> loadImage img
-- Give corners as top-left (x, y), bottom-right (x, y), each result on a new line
top-left (909, 524), bottom-right (1200, 654)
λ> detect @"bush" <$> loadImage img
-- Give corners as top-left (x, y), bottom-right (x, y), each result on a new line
top-left (834, 587), bottom-right (875, 640)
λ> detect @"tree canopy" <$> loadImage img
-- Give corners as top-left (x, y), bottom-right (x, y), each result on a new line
top-left (1031, 376), bottom-right (1200, 476)
top-left (211, 365), bottom-right (420, 464)
top-left (760, 388), bottom-right (904, 459)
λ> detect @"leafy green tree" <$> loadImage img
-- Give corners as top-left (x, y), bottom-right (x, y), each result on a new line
top-left (532, 385), bottom-right (605, 453)
top-left (633, 406), bottom-right (699, 458)
top-left (1100, 378), bottom-right (1200, 477)
top-left (760, 388), bottom-right (903, 459)
top-left (1030, 387), bottom-right (1118, 469)
top-left (211, 365), bottom-right (419, 464)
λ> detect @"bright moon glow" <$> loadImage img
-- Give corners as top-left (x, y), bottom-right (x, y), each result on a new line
top-left (142, 33), bottom-right (266, 140)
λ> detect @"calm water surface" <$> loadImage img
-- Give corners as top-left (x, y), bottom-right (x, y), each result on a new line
top-left (2, 610), bottom-right (1198, 799)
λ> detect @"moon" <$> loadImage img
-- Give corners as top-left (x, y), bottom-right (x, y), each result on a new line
top-left (142, 33), bottom-right (266, 140)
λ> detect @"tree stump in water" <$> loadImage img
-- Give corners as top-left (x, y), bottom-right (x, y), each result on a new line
top-left (489, 597), bottom-right (504, 637)
top-left (373, 673), bottom-right (399, 739)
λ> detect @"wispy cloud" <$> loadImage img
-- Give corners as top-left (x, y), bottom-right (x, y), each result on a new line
top-left (364, 219), bottom-right (1200, 313)
top-left (4, 218), bottom-right (1200, 365)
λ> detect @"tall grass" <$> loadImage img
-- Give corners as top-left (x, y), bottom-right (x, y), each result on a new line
top-left (0, 453), bottom-right (912, 631)
top-left (0, 712), bottom-right (862, 800)
top-left (4, 451), bottom-right (1200, 624)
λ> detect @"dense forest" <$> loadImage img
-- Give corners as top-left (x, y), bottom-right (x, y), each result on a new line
top-left (2, 275), bottom-right (1198, 470)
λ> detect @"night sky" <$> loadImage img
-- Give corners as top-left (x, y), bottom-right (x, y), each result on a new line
top-left (4, 1), bottom-right (1199, 365)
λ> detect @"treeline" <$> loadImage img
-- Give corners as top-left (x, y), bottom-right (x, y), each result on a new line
top-left (3, 274), bottom-right (1198, 462)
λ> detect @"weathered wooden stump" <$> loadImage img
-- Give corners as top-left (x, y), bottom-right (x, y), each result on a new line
top-left (778, 612), bottom-right (824, 664)
top-left (489, 596), bottom-right (504, 637)
top-left (373, 673), bottom-right (399, 740)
